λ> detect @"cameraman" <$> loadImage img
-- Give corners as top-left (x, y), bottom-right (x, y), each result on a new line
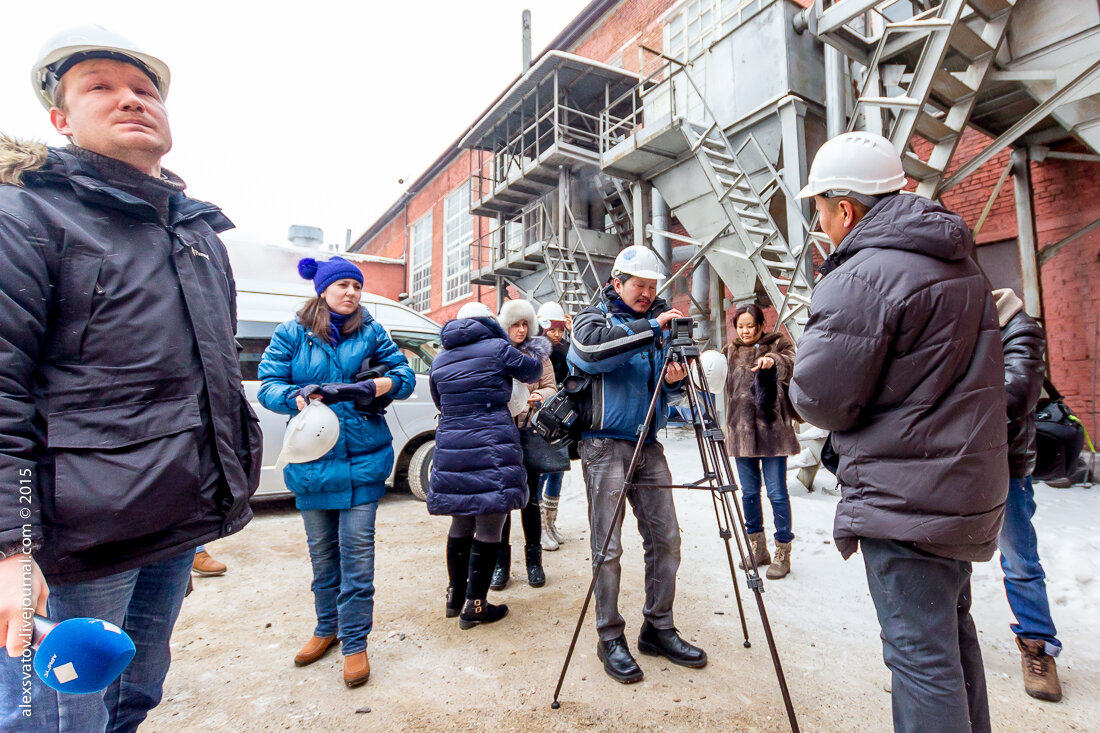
top-left (567, 246), bottom-right (707, 684)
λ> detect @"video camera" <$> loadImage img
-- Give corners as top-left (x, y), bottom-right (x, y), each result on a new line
top-left (668, 316), bottom-right (695, 347)
top-left (532, 374), bottom-right (592, 445)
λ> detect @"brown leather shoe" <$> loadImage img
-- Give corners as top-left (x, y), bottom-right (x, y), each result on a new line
top-left (343, 651), bottom-right (370, 688)
top-left (294, 635), bottom-right (338, 667)
top-left (192, 550), bottom-right (227, 577)
top-left (1017, 637), bottom-right (1062, 702)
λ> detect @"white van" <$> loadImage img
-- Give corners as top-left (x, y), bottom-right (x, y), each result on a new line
top-left (235, 278), bottom-right (439, 500)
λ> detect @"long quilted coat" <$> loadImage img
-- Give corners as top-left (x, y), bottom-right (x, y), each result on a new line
top-left (427, 317), bottom-right (543, 516)
top-left (790, 192), bottom-right (1008, 562)
top-left (258, 311), bottom-right (415, 510)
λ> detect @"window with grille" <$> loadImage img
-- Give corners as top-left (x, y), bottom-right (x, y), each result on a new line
top-left (443, 187), bottom-right (473, 304)
top-left (409, 213), bottom-right (432, 313)
top-left (665, 0), bottom-right (752, 122)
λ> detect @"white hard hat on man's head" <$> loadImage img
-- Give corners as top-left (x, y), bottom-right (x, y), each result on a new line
top-left (31, 24), bottom-right (171, 110)
top-left (612, 245), bottom-right (663, 281)
top-left (796, 132), bottom-right (907, 199)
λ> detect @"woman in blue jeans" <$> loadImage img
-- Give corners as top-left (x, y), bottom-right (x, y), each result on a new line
top-left (259, 256), bottom-right (414, 688)
top-left (722, 304), bottom-right (800, 579)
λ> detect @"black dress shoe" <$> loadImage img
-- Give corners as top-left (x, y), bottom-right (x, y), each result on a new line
top-left (637, 622), bottom-right (708, 668)
top-left (597, 636), bottom-right (644, 684)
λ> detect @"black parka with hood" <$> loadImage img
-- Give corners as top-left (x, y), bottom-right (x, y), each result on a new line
top-left (0, 136), bottom-right (261, 582)
top-left (790, 192), bottom-right (1008, 562)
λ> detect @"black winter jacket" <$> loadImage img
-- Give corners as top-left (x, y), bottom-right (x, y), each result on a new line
top-left (995, 289), bottom-right (1046, 478)
top-left (0, 138), bottom-right (261, 582)
top-left (790, 193), bottom-right (1008, 562)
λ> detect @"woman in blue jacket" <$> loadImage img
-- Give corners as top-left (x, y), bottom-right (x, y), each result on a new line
top-left (258, 256), bottom-right (414, 688)
top-left (427, 302), bottom-right (542, 628)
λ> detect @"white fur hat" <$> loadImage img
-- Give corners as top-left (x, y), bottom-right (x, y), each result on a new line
top-left (457, 301), bottom-right (495, 320)
top-left (498, 299), bottom-right (537, 333)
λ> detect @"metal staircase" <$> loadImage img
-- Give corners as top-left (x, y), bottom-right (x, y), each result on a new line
top-left (842, 0), bottom-right (1017, 197)
top-left (597, 175), bottom-right (635, 247)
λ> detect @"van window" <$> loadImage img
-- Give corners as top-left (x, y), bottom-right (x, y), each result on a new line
top-left (239, 337), bottom-right (271, 381)
top-left (392, 331), bottom-right (440, 375)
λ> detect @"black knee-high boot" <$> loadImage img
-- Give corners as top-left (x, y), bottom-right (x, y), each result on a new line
top-left (461, 539), bottom-right (509, 629)
top-left (446, 535), bottom-right (473, 618)
top-left (491, 516), bottom-right (511, 591)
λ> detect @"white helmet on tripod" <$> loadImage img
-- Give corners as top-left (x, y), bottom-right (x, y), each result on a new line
top-left (275, 400), bottom-right (340, 469)
top-left (692, 350), bottom-right (728, 395)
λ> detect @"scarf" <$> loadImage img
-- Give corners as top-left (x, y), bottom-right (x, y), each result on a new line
top-left (328, 311), bottom-right (350, 347)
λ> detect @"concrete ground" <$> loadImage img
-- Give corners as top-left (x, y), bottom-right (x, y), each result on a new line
top-left (145, 432), bottom-right (1099, 732)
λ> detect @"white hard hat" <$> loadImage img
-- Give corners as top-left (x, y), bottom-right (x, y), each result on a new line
top-left (31, 24), bottom-right (171, 110)
top-left (796, 132), bottom-right (907, 199)
top-left (507, 379), bottom-right (530, 418)
top-left (537, 302), bottom-right (567, 329)
top-left (275, 400), bottom-right (340, 470)
top-left (612, 245), bottom-right (663, 280)
top-left (457, 301), bottom-right (495, 320)
top-left (692, 350), bottom-right (728, 395)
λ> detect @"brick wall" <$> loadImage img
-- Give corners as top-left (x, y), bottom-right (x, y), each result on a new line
top-left (916, 129), bottom-right (1100, 435)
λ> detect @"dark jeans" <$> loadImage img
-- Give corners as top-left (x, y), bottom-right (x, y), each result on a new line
top-left (999, 476), bottom-right (1060, 654)
top-left (861, 538), bottom-right (990, 733)
top-left (580, 438), bottom-right (681, 641)
top-left (539, 472), bottom-right (564, 499)
top-left (0, 551), bottom-right (194, 733)
top-left (300, 503), bottom-right (378, 655)
top-left (501, 468), bottom-right (542, 549)
top-left (734, 456), bottom-right (794, 543)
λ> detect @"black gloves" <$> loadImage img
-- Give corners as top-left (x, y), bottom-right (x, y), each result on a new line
top-left (319, 381), bottom-right (376, 405)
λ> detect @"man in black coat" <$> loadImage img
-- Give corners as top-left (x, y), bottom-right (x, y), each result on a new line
top-left (992, 288), bottom-right (1062, 702)
top-left (0, 26), bottom-right (260, 732)
top-left (791, 133), bottom-right (1007, 733)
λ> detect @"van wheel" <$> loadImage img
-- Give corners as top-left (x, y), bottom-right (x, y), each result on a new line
top-left (408, 440), bottom-right (434, 502)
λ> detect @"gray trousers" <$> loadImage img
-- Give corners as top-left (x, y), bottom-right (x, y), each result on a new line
top-left (580, 437), bottom-right (681, 642)
top-left (861, 538), bottom-right (991, 733)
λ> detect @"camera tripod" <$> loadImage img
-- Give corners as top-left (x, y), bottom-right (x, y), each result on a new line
top-left (549, 333), bottom-right (800, 733)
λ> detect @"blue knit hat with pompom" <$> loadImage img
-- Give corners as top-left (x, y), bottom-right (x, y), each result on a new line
top-left (298, 256), bottom-right (364, 295)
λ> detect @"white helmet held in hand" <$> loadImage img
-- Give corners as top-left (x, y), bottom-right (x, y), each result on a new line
top-left (275, 400), bottom-right (340, 469)
top-left (32, 24), bottom-right (171, 110)
top-left (693, 350), bottom-right (728, 395)
top-left (537, 301), bottom-right (567, 329)
top-left (612, 245), bottom-right (663, 281)
top-left (796, 132), bottom-right (906, 199)
top-left (508, 379), bottom-right (531, 418)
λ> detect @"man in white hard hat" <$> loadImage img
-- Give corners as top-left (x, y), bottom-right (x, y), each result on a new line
top-left (567, 246), bottom-right (707, 684)
top-left (0, 25), bottom-right (260, 732)
top-left (789, 132), bottom-right (1007, 733)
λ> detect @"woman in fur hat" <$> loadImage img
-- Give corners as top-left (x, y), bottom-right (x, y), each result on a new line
top-left (492, 299), bottom-right (558, 589)
top-left (722, 304), bottom-right (800, 580)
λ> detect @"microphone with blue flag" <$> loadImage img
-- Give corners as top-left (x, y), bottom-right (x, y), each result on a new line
top-left (31, 616), bottom-right (136, 694)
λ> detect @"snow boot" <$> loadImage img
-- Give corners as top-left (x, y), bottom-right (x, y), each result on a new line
top-left (490, 543), bottom-right (510, 591)
top-left (766, 541), bottom-right (791, 580)
top-left (738, 532), bottom-right (771, 570)
top-left (1017, 637), bottom-right (1062, 702)
top-left (541, 498), bottom-right (560, 551)
top-left (460, 539), bottom-right (509, 629)
top-left (445, 535), bottom-right (473, 618)
top-left (526, 544), bottom-right (546, 587)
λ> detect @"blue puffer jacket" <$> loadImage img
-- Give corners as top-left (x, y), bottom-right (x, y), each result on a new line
top-left (258, 309), bottom-right (415, 510)
top-left (427, 317), bottom-right (543, 516)
top-left (568, 284), bottom-right (682, 442)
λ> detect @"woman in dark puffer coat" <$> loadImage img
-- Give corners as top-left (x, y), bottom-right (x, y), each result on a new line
top-left (428, 302), bottom-right (542, 628)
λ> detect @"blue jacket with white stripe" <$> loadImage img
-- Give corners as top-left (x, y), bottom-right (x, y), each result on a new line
top-left (567, 284), bottom-right (682, 442)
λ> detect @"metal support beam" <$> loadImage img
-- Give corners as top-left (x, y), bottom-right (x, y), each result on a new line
top-left (1038, 214), bottom-right (1100, 267)
top-left (972, 158), bottom-right (1013, 238)
top-left (1012, 149), bottom-right (1043, 319)
top-left (940, 58), bottom-right (1100, 195)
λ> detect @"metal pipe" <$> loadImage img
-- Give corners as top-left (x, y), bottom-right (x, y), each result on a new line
top-left (522, 10), bottom-right (532, 72)
top-left (651, 189), bottom-right (671, 268)
top-left (824, 45), bottom-right (846, 138)
top-left (1012, 148), bottom-right (1043, 319)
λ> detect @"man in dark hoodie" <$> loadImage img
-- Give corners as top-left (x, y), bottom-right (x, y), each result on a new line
top-left (0, 26), bottom-right (260, 732)
top-left (790, 132), bottom-right (1007, 733)
top-left (992, 287), bottom-right (1062, 703)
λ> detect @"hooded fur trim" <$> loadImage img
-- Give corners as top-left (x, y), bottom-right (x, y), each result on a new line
top-left (993, 288), bottom-right (1024, 328)
top-left (498, 299), bottom-right (537, 334)
top-left (517, 335), bottom-right (552, 361)
top-left (0, 135), bottom-right (49, 186)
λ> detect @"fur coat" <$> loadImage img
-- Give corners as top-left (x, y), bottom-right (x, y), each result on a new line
top-left (722, 332), bottom-right (800, 458)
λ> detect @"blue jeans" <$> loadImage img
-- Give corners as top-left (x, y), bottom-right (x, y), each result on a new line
top-left (0, 551), bottom-right (194, 733)
top-left (734, 456), bottom-right (793, 543)
top-left (999, 476), bottom-right (1061, 654)
top-left (539, 472), bottom-right (564, 499)
top-left (300, 502), bottom-right (378, 655)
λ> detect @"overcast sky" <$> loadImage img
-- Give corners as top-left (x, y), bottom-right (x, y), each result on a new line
top-left (2, 1), bottom-right (591, 248)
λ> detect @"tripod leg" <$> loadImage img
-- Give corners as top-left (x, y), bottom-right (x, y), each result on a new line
top-left (712, 491), bottom-right (751, 647)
